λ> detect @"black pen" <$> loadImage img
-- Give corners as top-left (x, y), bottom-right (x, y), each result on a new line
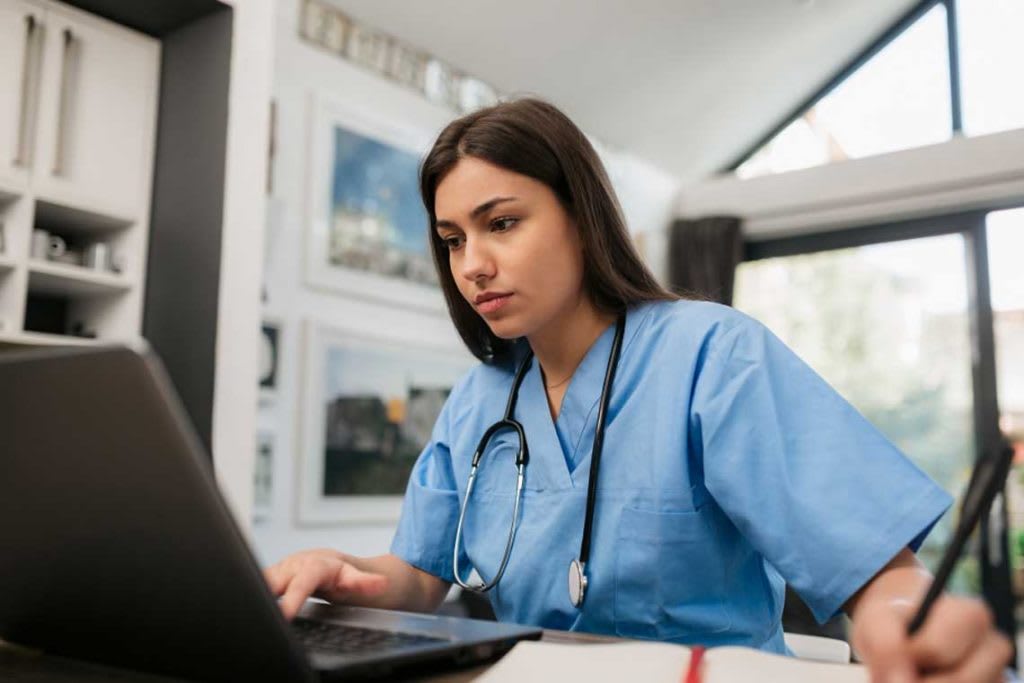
top-left (906, 439), bottom-right (1015, 635)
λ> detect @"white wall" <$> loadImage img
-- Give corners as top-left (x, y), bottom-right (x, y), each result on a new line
top-left (598, 144), bottom-right (679, 283)
top-left (253, 0), bottom-right (455, 565)
top-left (211, 0), bottom-right (274, 532)
top-left (251, 0), bottom-right (679, 566)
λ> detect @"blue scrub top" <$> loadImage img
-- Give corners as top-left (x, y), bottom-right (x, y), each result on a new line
top-left (390, 300), bottom-right (952, 652)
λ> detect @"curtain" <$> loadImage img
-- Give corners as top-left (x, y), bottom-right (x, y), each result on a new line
top-left (667, 216), bottom-right (744, 306)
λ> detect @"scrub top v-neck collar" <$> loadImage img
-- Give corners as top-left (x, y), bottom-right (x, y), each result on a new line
top-left (515, 304), bottom-right (652, 487)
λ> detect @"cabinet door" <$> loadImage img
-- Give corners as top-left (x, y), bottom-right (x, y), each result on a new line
top-left (0, 0), bottom-right (45, 192)
top-left (32, 4), bottom-right (160, 220)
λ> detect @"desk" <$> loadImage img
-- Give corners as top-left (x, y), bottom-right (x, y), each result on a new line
top-left (0, 629), bottom-right (620, 682)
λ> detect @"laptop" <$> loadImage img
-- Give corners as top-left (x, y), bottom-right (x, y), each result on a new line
top-left (0, 344), bottom-right (541, 682)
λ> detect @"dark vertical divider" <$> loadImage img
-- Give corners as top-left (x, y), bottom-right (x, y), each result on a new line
top-left (144, 8), bottom-right (234, 452)
top-left (964, 219), bottom-right (1018, 653)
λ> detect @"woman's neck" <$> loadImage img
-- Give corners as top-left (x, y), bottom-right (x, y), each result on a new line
top-left (527, 297), bottom-right (616, 389)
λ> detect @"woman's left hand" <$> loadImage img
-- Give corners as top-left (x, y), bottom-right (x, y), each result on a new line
top-left (851, 594), bottom-right (1013, 683)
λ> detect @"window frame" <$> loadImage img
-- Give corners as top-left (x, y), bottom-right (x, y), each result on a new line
top-left (725, 0), bottom-right (964, 173)
top-left (742, 206), bottom-right (1019, 655)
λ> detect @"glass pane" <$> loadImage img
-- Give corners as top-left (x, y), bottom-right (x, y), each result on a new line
top-left (958, 0), bottom-right (1024, 136)
top-left (735, 117), bottom-right (830, 179)
top-left (737, 5), bottom-right (952, 179)
top-left (735, 234), bottom-right (978, 592)
top-left (986, 207), bottom-right (1024, 612)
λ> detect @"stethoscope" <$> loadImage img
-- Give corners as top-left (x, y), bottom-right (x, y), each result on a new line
top-left (452, 313), bottom-right (626, 608)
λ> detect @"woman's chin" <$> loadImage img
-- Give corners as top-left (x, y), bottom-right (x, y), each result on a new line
top-left (484, 318), bottom-right (528, 341)
top-left (489, 326), bottom-right (522, 341)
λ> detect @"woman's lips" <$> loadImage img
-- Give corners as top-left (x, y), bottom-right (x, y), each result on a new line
top-left (477, 294), bottom-right (512, 314)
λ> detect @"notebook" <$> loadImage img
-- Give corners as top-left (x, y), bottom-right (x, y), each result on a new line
top-left (476, 641), bottom-right (868, 683)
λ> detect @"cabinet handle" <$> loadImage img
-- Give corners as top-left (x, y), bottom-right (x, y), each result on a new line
top-left (13, 14), bottom-right (38, 168)
top-left (53, 28), bottom-right (77, 177)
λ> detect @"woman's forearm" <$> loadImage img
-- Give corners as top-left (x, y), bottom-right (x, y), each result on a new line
top-left (337, 553), bottom-right (451, 613)
top-left (844, 547), bottom-right (932, 622)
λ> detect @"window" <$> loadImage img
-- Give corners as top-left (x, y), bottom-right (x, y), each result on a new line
top-left (958, 0), bottom-right (1024, 136)
top-left (735, 234), bottom-right (979, 592)
top-left (736, 5), bottom-right (952, 179)
top-left (986, 208), bottom-right (1024, 607)
top-left (733, 0), bottom-right (1024, 178)
top-left (734, 207), bottom-right (1023, 634)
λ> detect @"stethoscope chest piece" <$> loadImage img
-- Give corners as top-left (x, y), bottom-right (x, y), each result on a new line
top-left (568, 559), bottom-right (587, 607)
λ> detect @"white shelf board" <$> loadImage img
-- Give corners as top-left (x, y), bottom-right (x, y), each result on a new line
top-left (0, 331), bottom-right (103, 347)
top-left (0, 253), bottom-right (16, 272)
top-left (33, 196), bottom-right (135, 237)
top-left (28, 259), bottom-right (133, 297)
top-left (0, 181), bottom-right (25, 205)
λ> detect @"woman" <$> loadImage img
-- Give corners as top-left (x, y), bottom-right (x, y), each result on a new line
top-left (265, 99), bottom-right (1013, 681)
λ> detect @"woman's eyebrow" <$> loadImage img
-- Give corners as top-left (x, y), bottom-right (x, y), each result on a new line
top-left (436, 196), bottom-right (519, 230)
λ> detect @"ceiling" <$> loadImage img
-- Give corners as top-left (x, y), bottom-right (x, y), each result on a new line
top-left (327, 0), bottom-right (920, 182)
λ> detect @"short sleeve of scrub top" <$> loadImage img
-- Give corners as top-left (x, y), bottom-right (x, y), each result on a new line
top-left (691, 313), bottom-right (953, 624)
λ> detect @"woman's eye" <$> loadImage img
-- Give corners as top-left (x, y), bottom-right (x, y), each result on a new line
top-left (491, 217), bottom-right (518, 232)
top-left (442, 235), bottom-right (463, 250)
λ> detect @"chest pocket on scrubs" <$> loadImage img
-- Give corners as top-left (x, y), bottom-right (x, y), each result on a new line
top-left (614, 505), bottom-right (732, 640)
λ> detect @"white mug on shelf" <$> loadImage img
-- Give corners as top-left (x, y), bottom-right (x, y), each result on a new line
top-left (31, 229), bottom-right (50, 260)
top-left (109, 251), bottom-right (124, 274)
top-left (47, 236), bottom-right (67, 260)
top-left (84, 243), bottom-right (111, 271)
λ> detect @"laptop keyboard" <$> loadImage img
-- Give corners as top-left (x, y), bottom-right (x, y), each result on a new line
top-left (291, 617), bottom-right (449, 654)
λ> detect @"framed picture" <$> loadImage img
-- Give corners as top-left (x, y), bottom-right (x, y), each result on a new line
top-left (305, 93), bottom-right (444, 312)
top-left (345, 24), bottom-right (390, 72)
top-left (424, 59), bottom-right (460, 110)
top-left (457, 77), bottom-right (498, 113)
top-left (297, 320), bottom-right (473, 525)
top-left (299, 0), bottom-right (349, 54)
top-left (253, 431), bottom-right (274, 522)
top-left (259, 320), bottom-right (281, 401)
top-left (387, 42), bottom-right (427, 91)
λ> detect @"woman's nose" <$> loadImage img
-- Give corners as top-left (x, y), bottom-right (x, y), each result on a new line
top-left (459, 238), bottom-right (496, 282)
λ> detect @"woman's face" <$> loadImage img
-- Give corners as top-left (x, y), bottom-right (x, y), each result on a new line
top-left (434, 156), bottom-right (586, 340)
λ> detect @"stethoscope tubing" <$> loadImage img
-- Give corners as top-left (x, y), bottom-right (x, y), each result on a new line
top-left (451, 313), bottom-right (626, 603)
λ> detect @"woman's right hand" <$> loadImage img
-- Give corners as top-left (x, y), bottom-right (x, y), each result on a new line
top-left (263, 548), bottom-right (390, 620)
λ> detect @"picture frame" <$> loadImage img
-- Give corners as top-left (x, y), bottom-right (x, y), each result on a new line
top-left (304, 92), bottom-right (445, 313)
top-left (299, 0), bottom-right (349, 55)
top-left (253, 431), bottom-right (274, 522)
top-left (345, 24), bottom-right (390, 72)
top-left (387, 42), bottom-right (427, 91)
top-left (424, 59), bottom-right (460, 110)
top-left (457, 76), bottom-right (499, 114)
top-left (259, 319), bottom-right (281, 402)
top-left (297, 320), bottom-right (473, 525)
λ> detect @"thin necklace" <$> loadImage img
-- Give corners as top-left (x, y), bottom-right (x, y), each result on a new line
top-left (543, 370), bottom-right (573, 390)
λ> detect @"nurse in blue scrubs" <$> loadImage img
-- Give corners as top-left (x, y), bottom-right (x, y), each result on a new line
top-left (265, 98), bottom-right (1013, 681)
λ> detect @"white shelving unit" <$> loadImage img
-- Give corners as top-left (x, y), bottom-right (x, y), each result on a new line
top-left (0, 329), bottom-right (100, 346)
top-left (0, 0), bottom-right (159, 346)
top-left (27, 259), bottom-right (133, 296)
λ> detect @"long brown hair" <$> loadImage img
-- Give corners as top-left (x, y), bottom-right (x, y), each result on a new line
top-left (420, 98), bottom-right (679, 363)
